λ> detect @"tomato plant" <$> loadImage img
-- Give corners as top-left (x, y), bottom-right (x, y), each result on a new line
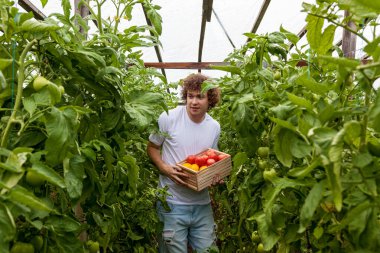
top-left (211, 1), bottom-right (380, 252)
top-left (0, 0), bottom-right (170, 252)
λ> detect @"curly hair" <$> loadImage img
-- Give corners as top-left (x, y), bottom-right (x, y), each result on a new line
top-left (180, 73), bottom-right (221, 110)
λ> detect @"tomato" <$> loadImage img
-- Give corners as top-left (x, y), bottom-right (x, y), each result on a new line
top-left (274, 71), bottom-right (281, 80)
top-left (10, 242), bottom-right (35, 253)
top-left (25, 171), bottom-right (45, 187)
top-left (206, 158), bottom-right (216, 166)
top-left (257, 147), bottom-right (269, 158)
top-left (87, 240), bottom-right (100, 253)
top-left (200, 165), bottom-right (207, 170)
top-left (205, 149), bottom-right (216, 157)
top-left (217, 154), bottom-right (228, 161)
top-left (257, 243), bottom-right (265, 253)
top-left (263, 168), bottom-right (277, 181)
top-left (191, 164), bottom-right (199, 171)
top-left (258, 160), bottom-right (268, 170)
top-left (251, 231), bottom-right (260, 243)
top-left (182, 163), bottom-right (192, 169)
top-left (31, 235), bottom-right (43, 251)
top-left (58, 85), bottom-right (65, 96)
top-left (186, 155), bottom-right (196, 164)
top-left (195, 155), bottom-right (207, 166)
top-left (33, 76), bottom-right (50, 91)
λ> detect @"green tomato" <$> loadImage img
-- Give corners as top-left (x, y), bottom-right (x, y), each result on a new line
top-left (25, 171), bottom-right (45, 187)
top-left (33, 76), bottom-right (51, 91)
top-left (257, 147), bottom-right (269, 158)
top-left (87, 240), bottom-right (100, 253)
top-left (58, 86), bottom-right (65, 96)
top-left (30, 236), bottom-right (43, 251)
top-left (263, 168), bottom-right (277, 181)
top-left (274, 71), bottom-right (281, 80)
top-left (10, 242), bottom-right (35, 253)
top-left (257, 243), bottom-right (265, 253)
top-left (258, 160), bottom-right (268, 170)
top-left (251, 231), bottom-right (261, 243)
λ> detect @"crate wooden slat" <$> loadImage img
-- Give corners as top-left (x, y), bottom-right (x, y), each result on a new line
top-left (177, 148), bottom-right (232, 191)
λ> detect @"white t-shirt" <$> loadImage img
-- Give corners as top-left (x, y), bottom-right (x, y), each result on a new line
top-left (149, 105), bottom-right (221, 205)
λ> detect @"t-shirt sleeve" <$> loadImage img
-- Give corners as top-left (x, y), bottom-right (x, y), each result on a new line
top-left (149, 112), bottom-right (169, 146)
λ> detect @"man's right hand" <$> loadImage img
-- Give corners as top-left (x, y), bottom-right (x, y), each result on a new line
top-left (161, 164), bottom-right (189, 186)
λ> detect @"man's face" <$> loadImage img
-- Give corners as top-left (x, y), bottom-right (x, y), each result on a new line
top-left (186, 90), bottom-right (209, 121)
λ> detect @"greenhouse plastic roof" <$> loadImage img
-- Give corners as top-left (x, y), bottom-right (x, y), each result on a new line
top-left (24, 0), bottom-right (369, 84)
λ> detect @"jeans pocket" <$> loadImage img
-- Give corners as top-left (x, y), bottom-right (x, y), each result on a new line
top-left (162, 229), bottom-right (175, 245)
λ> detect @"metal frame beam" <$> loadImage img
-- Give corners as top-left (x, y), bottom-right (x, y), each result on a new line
top-left (247, 0), bottom-right (271, 42)
top-left (18, 0), bottom-right (46, 20)
top-left (144, 62), bottom-right (228, 69)
top-left (198, 0), bottom-right (213, 72)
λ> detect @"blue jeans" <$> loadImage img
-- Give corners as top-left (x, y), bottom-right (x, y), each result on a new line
top-left (157, 202), bottom-right (217, 253)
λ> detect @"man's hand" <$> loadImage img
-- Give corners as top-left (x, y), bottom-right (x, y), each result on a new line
top-left (161, 164), bottom-right (189, 186)
top-left (211, 174), bottom-right (224, 186)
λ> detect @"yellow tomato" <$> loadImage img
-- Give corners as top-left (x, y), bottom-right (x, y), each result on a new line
top-left (200, 166), bottom-right (208, 170)
top-left (182, 163), bottom-right (192, 168)
top-left (191, 164), bottom-right (199, 171)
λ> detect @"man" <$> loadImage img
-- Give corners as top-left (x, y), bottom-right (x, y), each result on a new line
top-left (147, 73), bottom-right (221, 253)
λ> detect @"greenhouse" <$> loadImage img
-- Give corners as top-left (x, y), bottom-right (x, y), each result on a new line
top-left (0, 0), bottom-right (380, 252)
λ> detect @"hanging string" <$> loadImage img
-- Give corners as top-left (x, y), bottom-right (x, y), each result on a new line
top-left (11, 39), bottom-right (16, 108)
top-left (308, 48), bottom-right (311, 79)
top-left (11, 1), bottom-right (18, 109)
top-left (212, 9), bottom-right (236, 49)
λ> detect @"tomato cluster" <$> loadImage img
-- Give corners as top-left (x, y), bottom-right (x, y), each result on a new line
top-left (183, 149), bottom-right (229, 171)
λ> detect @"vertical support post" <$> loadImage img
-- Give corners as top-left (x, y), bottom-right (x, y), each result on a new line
top-left (342, 10), bottom-right (357, 58)
top-left (74, 0), bottom-right (89, 35)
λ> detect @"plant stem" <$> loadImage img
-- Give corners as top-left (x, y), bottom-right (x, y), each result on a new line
top-left (0, 39), bottom-right (37, 148)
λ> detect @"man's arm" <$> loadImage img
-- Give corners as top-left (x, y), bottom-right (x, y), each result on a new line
top-left (147, 141), bottom-right (189, 186)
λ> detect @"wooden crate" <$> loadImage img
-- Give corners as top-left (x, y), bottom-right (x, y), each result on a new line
top-left (177, 148), bottom-right (232, 191)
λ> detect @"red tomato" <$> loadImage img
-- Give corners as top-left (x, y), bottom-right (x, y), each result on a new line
top-left (186, 155), bottom-right (196, 164)
top-left (218, 154), bottom-right (228, 161)
top-left (205, 149), bottom-right (216, 157)
top-left (206, 158), bottom-right (216, 166)
top-left (195, 156), bottom-right (208, 166)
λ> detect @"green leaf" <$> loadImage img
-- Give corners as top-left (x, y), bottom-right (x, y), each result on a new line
top-left (119, 155), bottom-right (139, 195)
top-left (294, 74), bottom-right (331, 95)
top-left (289, 135), bottom-right (312, 159)
top-left (0, 203), bottom-right (15, 250)
top-left (19, 19), bottom-right (60, 32)
top-left (9, 186), bottom-right (54, 212)
top-left (64, 155), bottom-right (85, 199)
top-left (274, 128), bottom-right (294, 167)
top-left (299, 181), bottom-right (325, 232)
top-left (280, 25), bottom-right (299, 46)
top-left (210, 65), bottom-right (241, 75)
top-left (125, 91), bottom-right (166, 129)
top-left (61, 0), bottom-right (71, 18)
top-left (339, 0), bottom-right (380, 14)
top-left (306, 14), bottom-right (324, 52)
top-left (228, 152), bottom-right (248, 191)
top-left (0, 58), bottom-right (13, 71)
top-left (308, 127), bottom-right (337, 148)
top-left (369, 91), bottom-right (380, 132)
top-left (45, 215), bottom-right (81, 233)
top-left (268, 32), bottom-right (286, 44)
top-left (318, 55), bottom-right (360, 69)
top-left (270, 117), bottom-right (297, 132)
top-left (317, 25), bottom-right (336, 55)
top-left (145, 3), bottom-right (162, 35)
top-left (288, 158), bottom-right (321, 178)
top-left (286, 92), bottom-right (313, 111)
top-left (255, 212), bottom-right (280, 251)
top-left (45, 107), bottom-right (77, 166)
